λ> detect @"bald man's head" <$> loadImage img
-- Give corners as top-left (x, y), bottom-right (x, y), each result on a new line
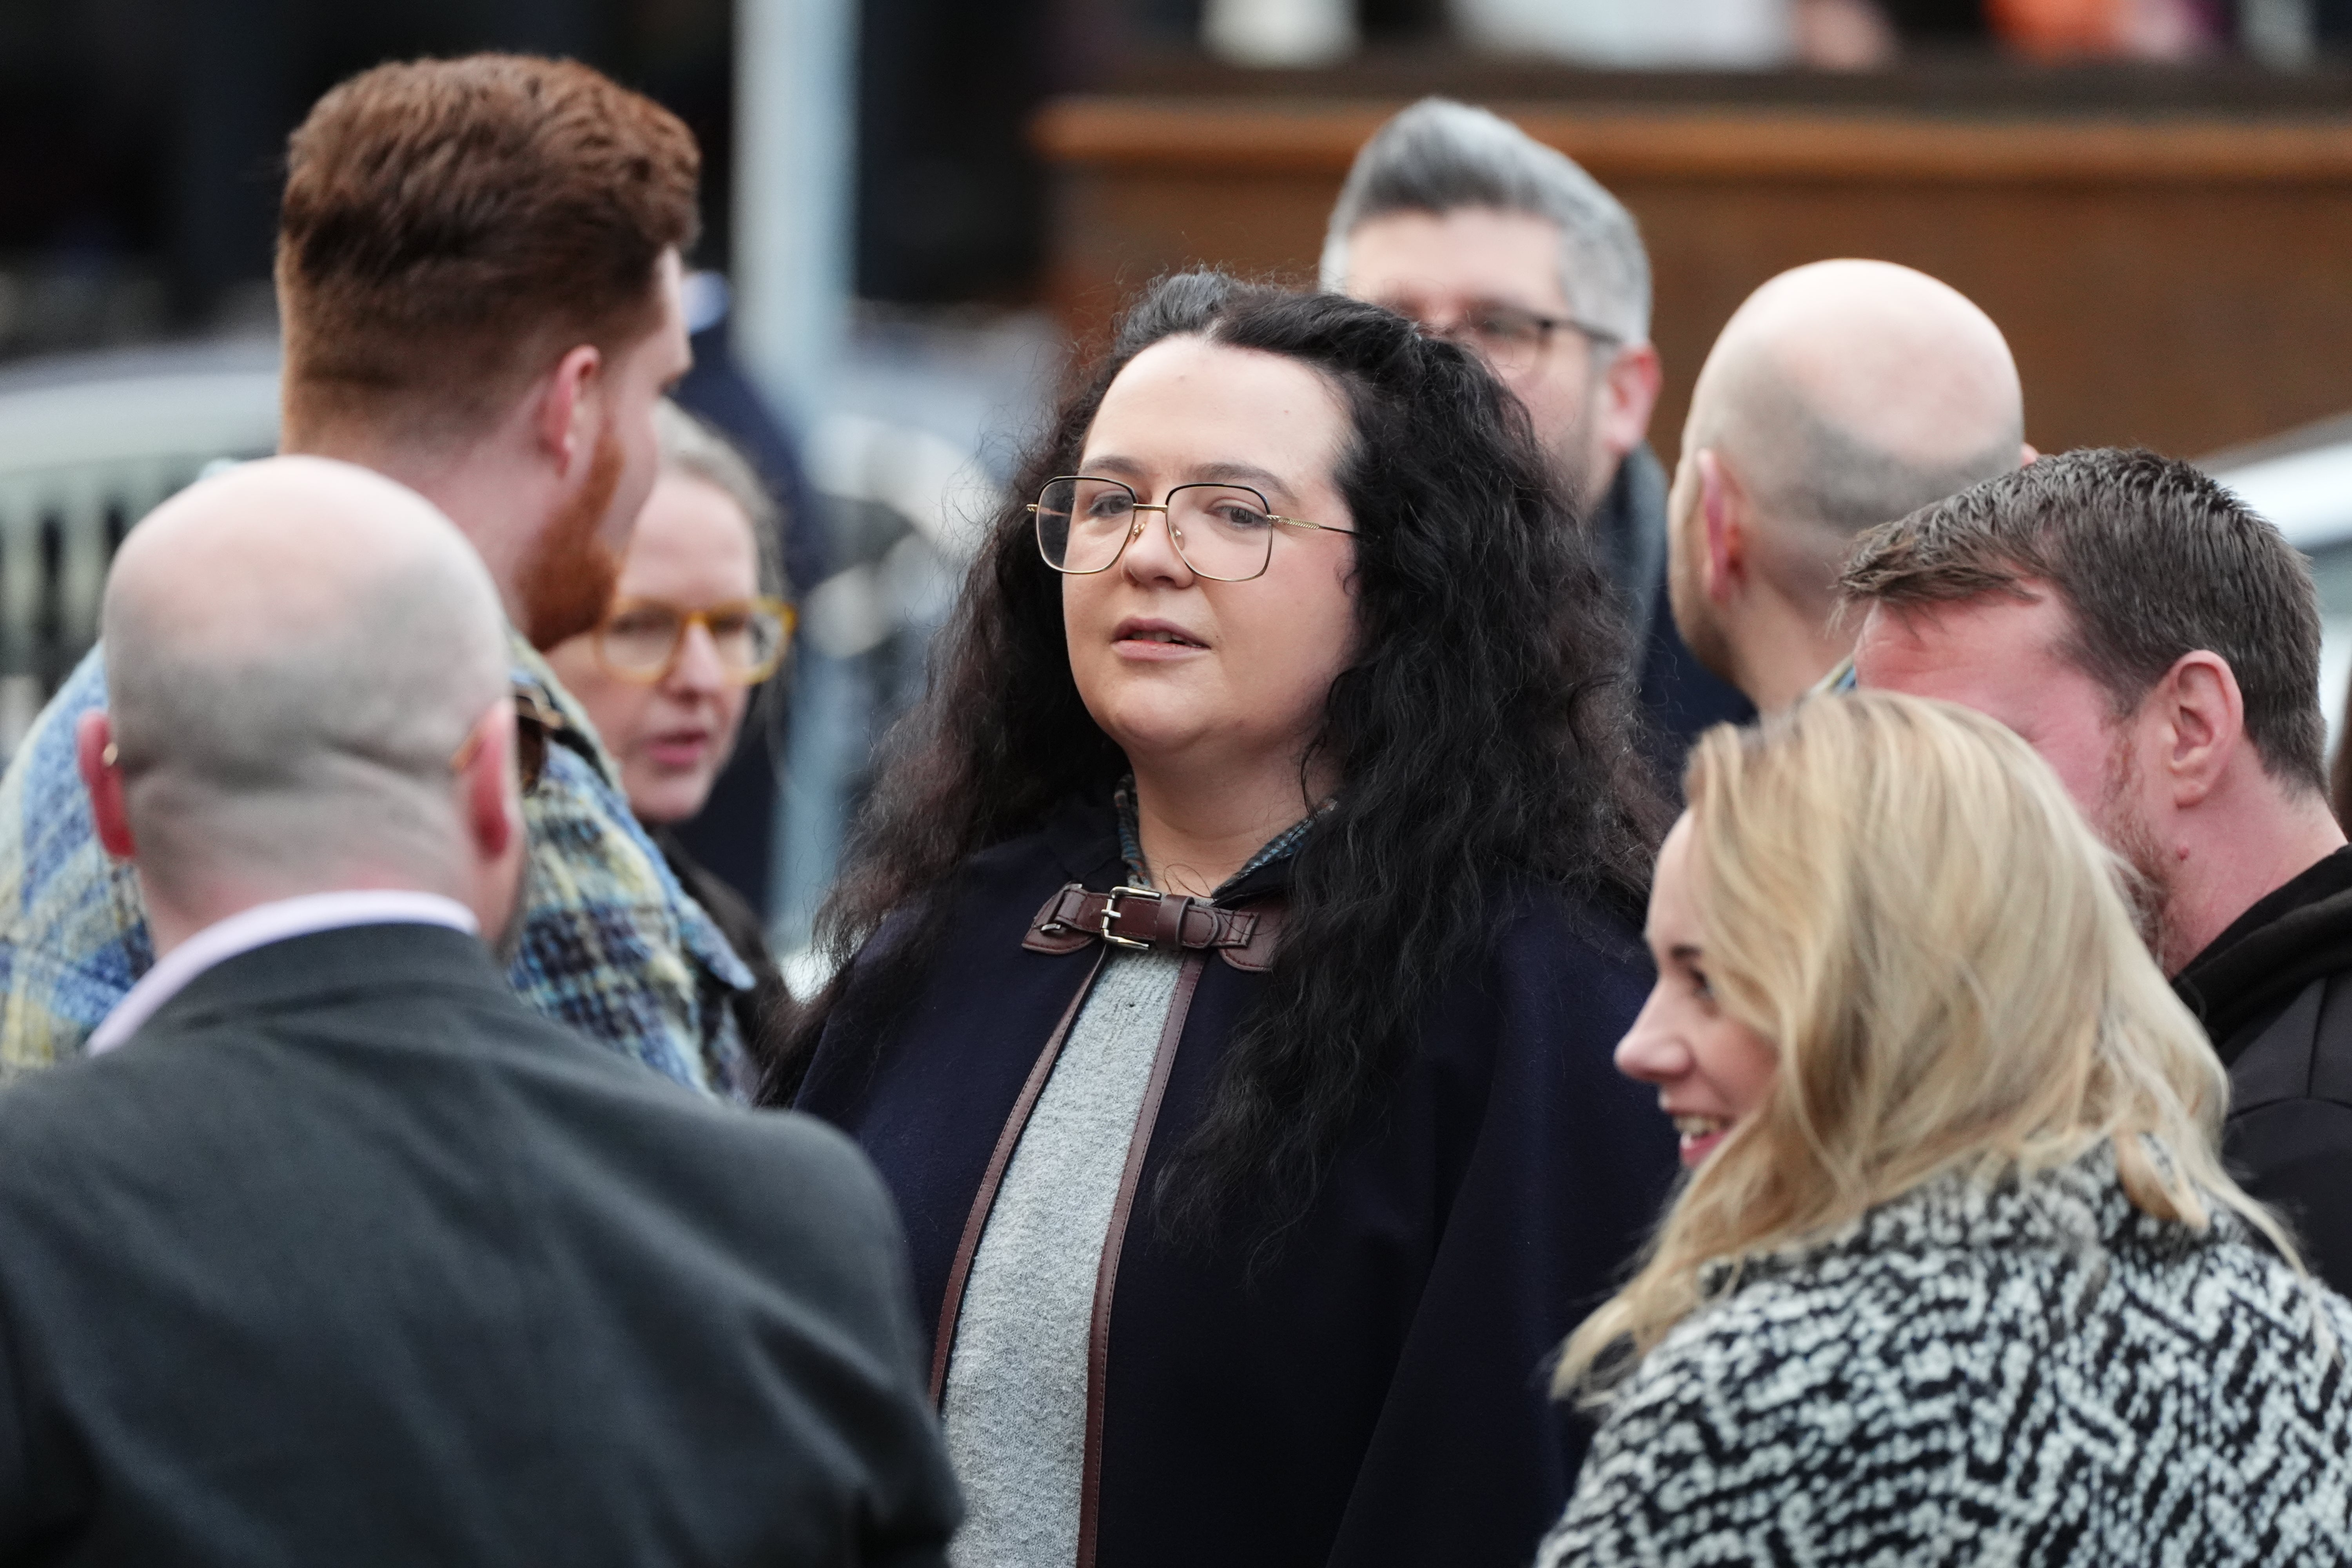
top-left (1664, 261), bottom-right (2025, 710)
top-left (1687, 260), bottom-right (2023, 600)
top-left (100, 456), bottom-right (511, 905)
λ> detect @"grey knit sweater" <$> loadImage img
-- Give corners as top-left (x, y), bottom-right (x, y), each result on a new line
top-left (941, 948), bottom-right (1185, 1568)
top-left (1541, 1145), bottom-right (2352, 1566)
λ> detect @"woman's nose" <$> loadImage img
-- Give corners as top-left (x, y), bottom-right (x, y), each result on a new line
top-left (1613, 991), bottom-right (1689, 1086)
top-left (1119, 506), bottom-right (1195, 584)
top-left (664, 621), bottom-right (728, 695)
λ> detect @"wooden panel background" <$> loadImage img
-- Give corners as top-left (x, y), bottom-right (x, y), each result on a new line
top-left (1035, 97), bottom-right (2352, 464)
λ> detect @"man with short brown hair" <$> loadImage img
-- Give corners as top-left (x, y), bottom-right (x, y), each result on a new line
top-left (1842, 447), bottom-right (2352, 1290)
top-left (0, 54), bottom-right (756, 1093)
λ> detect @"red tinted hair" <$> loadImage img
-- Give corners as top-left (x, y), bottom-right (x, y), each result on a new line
top-left (277, 54), bottom-right (700, 446)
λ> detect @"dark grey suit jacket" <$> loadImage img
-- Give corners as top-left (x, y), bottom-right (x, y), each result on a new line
top-left (0, 921), bottom-right (959, 1566)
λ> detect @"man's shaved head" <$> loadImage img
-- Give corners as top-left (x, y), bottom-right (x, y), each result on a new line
top-left (102, 457), bottom-right (510, 904)
top-left (1688, 259), bottom-right (2023, 603)
top-left (1664, 260), bottom-right (2025, 711)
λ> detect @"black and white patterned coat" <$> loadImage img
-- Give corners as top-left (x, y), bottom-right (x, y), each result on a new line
top-left (1539, 1147), bottom-right (2352, 1566)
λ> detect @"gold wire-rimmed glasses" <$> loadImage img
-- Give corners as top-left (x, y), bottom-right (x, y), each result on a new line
top-left (592, 596), bottom-right (797, 686)
top-left (1029, 475), bottom-right (1357, 583)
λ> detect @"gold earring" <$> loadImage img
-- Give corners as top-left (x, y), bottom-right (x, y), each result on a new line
top-left (100, 742), bottom-right (118, 768)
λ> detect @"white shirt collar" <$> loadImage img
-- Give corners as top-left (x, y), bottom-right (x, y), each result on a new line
top-left (88, 889), bottom-right (480, 1056)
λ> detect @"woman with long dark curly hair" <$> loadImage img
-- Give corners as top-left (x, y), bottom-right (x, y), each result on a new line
top-left (782, 273), bottom-right (1678, 1568)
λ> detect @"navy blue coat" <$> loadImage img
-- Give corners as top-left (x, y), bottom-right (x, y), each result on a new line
top-left (797, 798), bottom-right (1678, 1568)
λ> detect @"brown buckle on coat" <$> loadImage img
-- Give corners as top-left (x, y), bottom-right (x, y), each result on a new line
top-left (1098, 885), bottom-right (1161, 949)
top-left (1024, 881), bottom-right (1285, 970)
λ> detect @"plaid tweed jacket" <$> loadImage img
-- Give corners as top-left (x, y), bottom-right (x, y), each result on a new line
top-left (0, 637), bottom-right (754, 1096)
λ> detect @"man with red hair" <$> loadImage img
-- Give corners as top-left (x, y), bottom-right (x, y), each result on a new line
top-left (0, 54), bottom-right (756, 1093)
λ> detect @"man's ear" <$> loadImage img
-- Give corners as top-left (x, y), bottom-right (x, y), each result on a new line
top-left (1595, 341), bottom-right (1663, 466)
top-left (456, 699), bottom-right (521, 866)
top-left (2154, 650), bottom-right (2243, 809)
top-left (1695, 449), bottom-right (1746, 605)
top-left (75, 710), bottom-right (135, 860)
top-left (531, 345), bottom-right (605, 483)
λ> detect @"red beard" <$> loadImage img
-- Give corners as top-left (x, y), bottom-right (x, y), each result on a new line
top-left (520, 428), bottom-right (625, 651)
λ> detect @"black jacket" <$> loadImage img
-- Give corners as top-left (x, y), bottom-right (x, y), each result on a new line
top-left (796, 799), bottom-right (1679, 1568)
top-left (2174, 846), bottom-right (2352, 1294)
top-left (1596, 447), bottom-right (1755, 774)
top-left (0, 922), bottom-right (959, 1566)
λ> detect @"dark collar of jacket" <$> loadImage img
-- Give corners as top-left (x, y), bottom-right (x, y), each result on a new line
top-left (796, 793), bottom-right (1674, 1568)
top-left (2165, 847), bottom-right (2352, 1298)
top-left (132, 920), bottom-right (516, 1045)
top-left (1591, 445), bottom-right (1668, 655)
top-left (2173, 846), bottom-right (2352, 1061)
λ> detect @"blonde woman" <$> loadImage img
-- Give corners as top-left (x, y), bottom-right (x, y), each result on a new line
top-left (1541, 693), bottom-right (2352, 1567)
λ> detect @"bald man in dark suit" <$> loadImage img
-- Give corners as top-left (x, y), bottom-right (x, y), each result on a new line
top-left (0, 457), bottom-right (958, 1566)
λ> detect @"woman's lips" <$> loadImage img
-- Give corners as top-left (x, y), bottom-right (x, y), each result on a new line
top-left (1114, 637), bottom-right (1206, 661)
top-left (1112, 618), bottom-right (1208, 660)
top-left (1671, 1112), bottom-right (1733, 1168)
top-left (644, 730), bottom-right (713, 769)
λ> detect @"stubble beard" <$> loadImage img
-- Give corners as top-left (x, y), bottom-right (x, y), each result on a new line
top-left (1664, 526), bottom-right (1733, 683)
top-left (1546, 392), bottom-right (1602, 520)
top-left (2097, 728), bottom-right (2177, 965)
top-left (519, 428), bottom-right (626, 652)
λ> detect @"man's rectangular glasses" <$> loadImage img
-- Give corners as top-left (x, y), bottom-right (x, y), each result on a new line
top-left (1433, 303), bottom-right (1618, 376)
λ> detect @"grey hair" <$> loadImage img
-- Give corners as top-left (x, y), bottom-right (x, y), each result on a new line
top-left (1320, 98), bottom-right (1651, 346)
top-left (654, 401), bottom-right (789, 600)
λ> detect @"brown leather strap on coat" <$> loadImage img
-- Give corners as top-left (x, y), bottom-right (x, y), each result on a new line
top-left (1075, 948), bottom-right (1204, 1568)
top-left (927, 948), bottom-right (1107, 1407)
top-left (1024, 882), bottom-right (1285, 971)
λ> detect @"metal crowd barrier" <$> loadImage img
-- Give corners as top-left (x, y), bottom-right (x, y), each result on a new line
top-left (0, 344), bottom-right (282, 760)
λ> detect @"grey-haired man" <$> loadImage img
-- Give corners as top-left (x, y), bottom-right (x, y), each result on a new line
top-left (1323, 97), bottom-right (1752, 760)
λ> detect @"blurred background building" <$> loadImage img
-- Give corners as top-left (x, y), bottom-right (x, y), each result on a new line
top-left (4, 0), bottom-right (2352, 973)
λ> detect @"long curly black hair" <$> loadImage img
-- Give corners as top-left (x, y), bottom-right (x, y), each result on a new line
top-left (773, 272), bottom-right (1666, 1243)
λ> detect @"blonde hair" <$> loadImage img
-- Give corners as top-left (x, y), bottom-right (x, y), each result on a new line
top-left (1557, 691), bottom-right (2299, 1399)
